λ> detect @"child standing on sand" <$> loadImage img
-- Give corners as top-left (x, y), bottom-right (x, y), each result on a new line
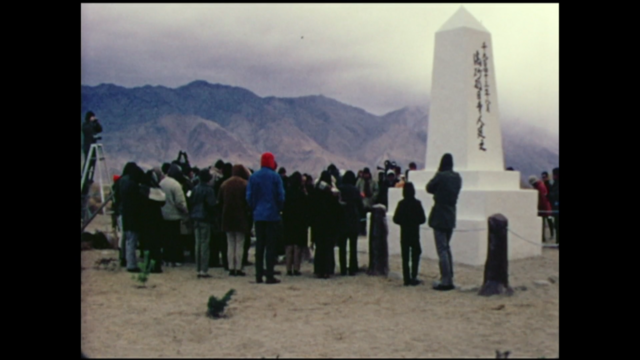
top-left (392, 182), bottom-right (427, 286)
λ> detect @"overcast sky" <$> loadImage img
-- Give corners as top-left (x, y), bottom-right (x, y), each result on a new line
top-left (81, 3), bottom-right (559, 135)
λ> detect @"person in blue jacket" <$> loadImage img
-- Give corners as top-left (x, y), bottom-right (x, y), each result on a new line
top-left (246, 152), bottom-right (285, 284)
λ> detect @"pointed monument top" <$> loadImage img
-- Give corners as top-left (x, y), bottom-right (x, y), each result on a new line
top-left (437, 6), bottom-right (489, 33)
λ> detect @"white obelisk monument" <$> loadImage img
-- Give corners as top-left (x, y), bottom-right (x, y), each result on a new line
top-left (386, 7), bottom-right (542, 266)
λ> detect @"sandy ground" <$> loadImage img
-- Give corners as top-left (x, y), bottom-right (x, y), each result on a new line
top-left (81, 215), bottom-right (559, 358)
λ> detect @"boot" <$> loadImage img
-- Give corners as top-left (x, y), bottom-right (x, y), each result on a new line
top-left (293, 245), bottom-right (301, 273)
top-left (285, 245), bottom-right (293, 274)
top-left (265, 277), bottom-right (281, 284)
top-left (411, 255), bottom-right (420, 283)
top-left (437, 250), bottom-right (454, 288)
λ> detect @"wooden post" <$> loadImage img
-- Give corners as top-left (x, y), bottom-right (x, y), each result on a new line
top-left (367, 205), bottom-right (389, 276)
top-left (478, 214), bottom-right (514, 296)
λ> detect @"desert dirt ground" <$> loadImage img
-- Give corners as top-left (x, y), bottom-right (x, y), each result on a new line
top-left (81, 215), bottom-right (559, 358)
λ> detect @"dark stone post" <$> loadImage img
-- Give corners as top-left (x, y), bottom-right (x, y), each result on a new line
top-left (478, 214), bottom-right (514, 296)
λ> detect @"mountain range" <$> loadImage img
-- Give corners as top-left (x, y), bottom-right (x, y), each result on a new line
top-left (81, 80), bottom-right (558, 184)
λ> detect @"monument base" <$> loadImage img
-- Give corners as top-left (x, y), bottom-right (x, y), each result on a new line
top-left (407, 170), bottom-right (521, 191)
top-left (384, 184), bottom-right (542, 266)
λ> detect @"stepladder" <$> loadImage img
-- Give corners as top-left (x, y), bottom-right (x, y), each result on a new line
top-left (81, 143), bottom-right (112, 221)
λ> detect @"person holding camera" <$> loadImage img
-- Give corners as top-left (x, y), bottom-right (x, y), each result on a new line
top-left (81, 111), bottom-right (103, 219)
top-left (82, 111), bottom-right (102, 163)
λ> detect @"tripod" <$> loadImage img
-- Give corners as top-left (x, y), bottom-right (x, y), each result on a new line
top-left (81, 143), bottom-right (112, 223)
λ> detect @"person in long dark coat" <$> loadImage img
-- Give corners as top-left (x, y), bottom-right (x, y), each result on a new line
top-left (374, 170), bottom-right (388, 208)
top-left (211, 162), bottom-right (233, 269)
top-left (392, 182), bottom-right (426, 286)
top-left (310, 171), bottom-right (342, 279)
top-left (118, 162), bottom-right (146, 272)
top-left (139, 168), bottom-right (166, 273)
top-left (337, 170), bottom-right (364, 275)
top-left (282, 171), bottom-right (309, 276)
top-left (426, 153), bottom-right (462, 291)
top-left (218, 164), bottom-right (252, 276)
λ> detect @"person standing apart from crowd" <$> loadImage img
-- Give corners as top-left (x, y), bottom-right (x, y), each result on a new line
top-left (426, 153), bottom-right (462, 291)
top-left (81, 111), bottom-right (102, 167)
top-left (548, 168), bottom-right (559, 245)
top-left (393, 182), bottom-right (426, 286)
top-left (219, 164), bottom-right (251, 276)
top-left (81, 111), bottom-right (103, 218)
top-left (541, 171), bottom-right (555, 240)
top-left (529, 175), bottom-right (553, 242)
top-left (246, 152), bottom-right (285, 284)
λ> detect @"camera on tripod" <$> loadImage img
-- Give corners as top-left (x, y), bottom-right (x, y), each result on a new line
top-left (377, 160), bottom-right (398, 173)
top-left (174, 150), bottom-right (192, 174)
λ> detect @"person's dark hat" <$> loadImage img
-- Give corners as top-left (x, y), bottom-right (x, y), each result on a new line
top-left (438, 153), bottom-right (454, 172)
top-left (342, 171), bottom-right (356, 186)
top-left (199, 168), bottom-right (212, 184)
top-left (403, 182), bottom-right (415, 198)
top-left (363, 167), bottom-right (371, 175)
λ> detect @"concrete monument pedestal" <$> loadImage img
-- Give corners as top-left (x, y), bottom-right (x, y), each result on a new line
top-left (383, 7), bottom-right (542, 266)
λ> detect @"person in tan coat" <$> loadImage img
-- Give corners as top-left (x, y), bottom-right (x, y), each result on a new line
top-left (218, 164), bottom-right (251, 276)
top-left (160, 164), bottom-right (190, 267)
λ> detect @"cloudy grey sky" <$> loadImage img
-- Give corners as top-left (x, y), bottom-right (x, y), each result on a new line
top-left (81, 3), bottom-right (559, 135)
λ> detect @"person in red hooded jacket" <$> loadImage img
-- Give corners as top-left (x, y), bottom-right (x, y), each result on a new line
top-left (529, 175), bottom-right (553, 241)
top-left (246, 152), bottom-right (285, 284)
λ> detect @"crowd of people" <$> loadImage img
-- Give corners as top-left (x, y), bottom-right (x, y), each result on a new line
top-left (84, 107), bottom-right (557, 290)
top-left (104, 146), bottom-right (472, 290)
top-left (102, 150), bottom-right (560, 290)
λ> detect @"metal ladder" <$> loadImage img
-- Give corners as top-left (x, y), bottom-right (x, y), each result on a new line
top-left (81, 143), bottom-right (112, 221)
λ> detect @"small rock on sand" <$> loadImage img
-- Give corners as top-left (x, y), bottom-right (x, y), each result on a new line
top-left (533, 280), bottom-right (551, 286)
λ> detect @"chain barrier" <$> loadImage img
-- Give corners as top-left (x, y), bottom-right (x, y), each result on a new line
top-left (443, 223), bottom-right (558, 249)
